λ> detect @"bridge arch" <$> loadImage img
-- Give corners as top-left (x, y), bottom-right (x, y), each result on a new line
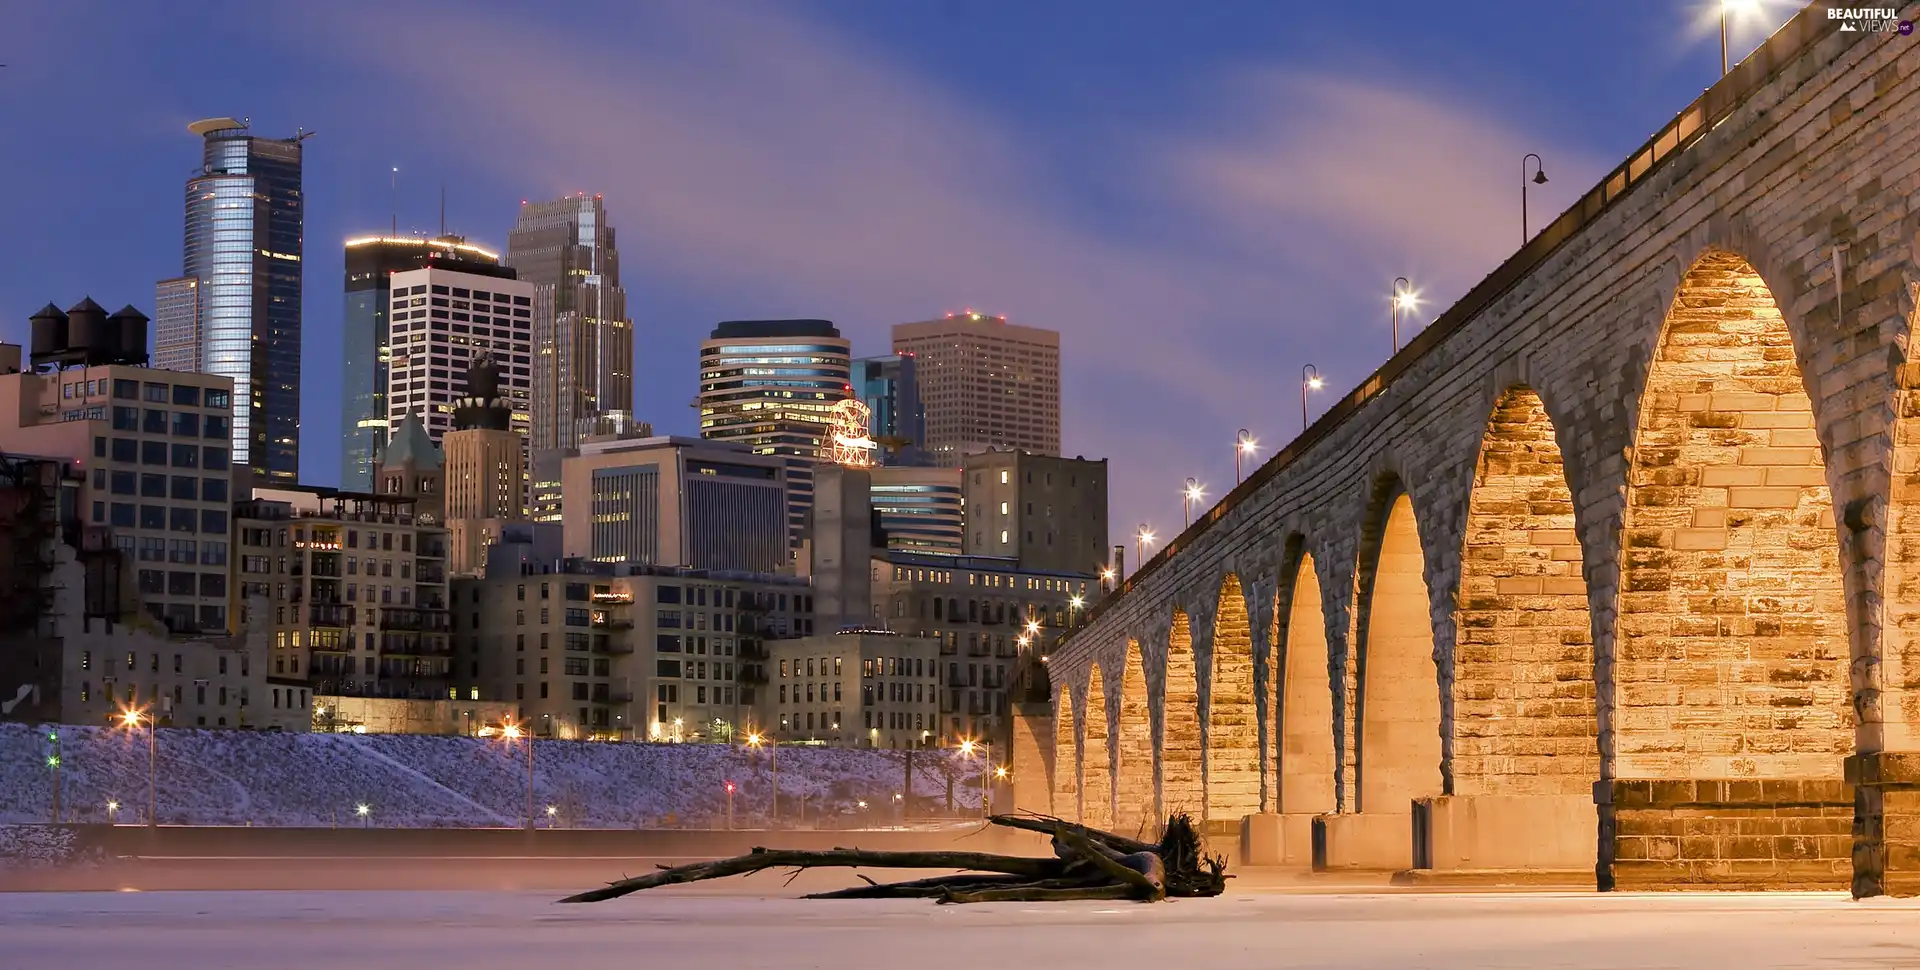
top-left (1453, 385), bottom-right (1597, 795)
top-left (1163, 608), bottom-right (1203, 818)
top-left (1084, 660), bottom-right (1113, 829)
top-left (1354, 479), bottom-right (1445, 815)
top-left (1207, 573), bottom-right (1262, 821)
top-left (1616, 248), bottom-right (1850, 781)
top-left (1053, 683), bottom-right (1077, 821)
top-left (1113, 638), bottom-right (1155, 839)
top-left (1277, 545), bottom-right (1339, 821)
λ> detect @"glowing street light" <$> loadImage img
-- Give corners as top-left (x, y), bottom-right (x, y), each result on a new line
top-left (1099, 566), bottom-right (1117, 595)
top-left (748, 731), bottom-right (779, 822)
top-left (1182, 478), bottom-right (1205, 528)
top-left (1234, 429), bottom-right (1256, 483)
top-left (355, 803), bottom-right (371, 827)
top-left (1522, 154), bottom-right (1548, 243)
top-left (500, 720), bottom-right (535, 830)
top-left (1135, 525), bottom-right (1156, 570)
top-left (1391, 278), bottom-right (1418, 352)
top-left (724, 781), bottom-right (736, 830)
top-left (1301, 365), bottom-right (1324, 433)
top-left (1720, 0), bottom-right (1765, 74)
top-left (119, 708), bottom-right (157, 828)
top-left (956, 740), bottom-right (993, 817)
top-left (106, 800), bottom-right (119, 822)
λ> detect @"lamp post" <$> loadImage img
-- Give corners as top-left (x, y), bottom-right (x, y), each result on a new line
top-left (1301, 365), bottom-right (1323, 433)
top-left (120, 709), bottom-right (156, 829)
top-left (1234, 429), bottom-right (1256, 484)
top-left (1099, 566), bottom-right (1116, 595)
top-left (1134, 526), bottom-right (1155, 571)
top-left (503, 722), bottom-right (534, 830)
top-left (960, 739), bottom-right (992, 818)
top-left (1391, 278), bottom-right (1414, 352)
top-left (356, 803), bottom-right (371, 828)
top-left (725, 782), bottom-right (736, 831)
top-left (749, 732), bottom-right (778, 823)
top-left (1182, 478), bottom-right (1203, 528)
top-left (45, 730), bottom-right (61, 824)
top-left (1522, 154), bottom-right (1548, 243)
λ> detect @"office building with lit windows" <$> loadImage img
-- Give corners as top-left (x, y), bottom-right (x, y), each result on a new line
top-left (156, 118), bottom-right (308, 484)
top-left (450, 548), bottom-right (812, 742)
top-left (892, 312), bottom-right (1060, 465)
top-left (560, 434), bottom-right (787, 574)
top-left (961, 450), bottom-right (1108, 575)
top-left (384, 265), bottom-right (533, 453)
top-left (235, 486), bottom-right (450, 700)
top-left (507, 194), bottom-right (635, 453)
top-left (0, 313), bottom-right (238, 635)
top-left (698, 320), bottom-right (850, 553)
top-left (868, 465), bottom-right (963, 555)
top-left (339, 235), bottom-right (504, 491)
top-left (763, 631), bottom-right (940, 749)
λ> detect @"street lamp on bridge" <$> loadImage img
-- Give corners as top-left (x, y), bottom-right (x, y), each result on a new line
top-left (1391, 278), bottom-right (1417, 352)
top-left (1234, 429), bottom-right (1256, 484)
top-left (1182, 478), bottom-right (1204, 528)
top-left (1135, 525), bottom-right (1156, 570)
top-left (1522, 154), bottom-right (1549, 243)
top-left (1301, 365), bottom-right (1323, 433)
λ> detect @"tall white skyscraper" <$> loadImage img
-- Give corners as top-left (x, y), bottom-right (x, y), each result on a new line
top-left (384, 265), bottom-right (534, 449)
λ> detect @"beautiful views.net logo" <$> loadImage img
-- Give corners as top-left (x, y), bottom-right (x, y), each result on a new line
top-left (1827, 6), bottom-right (1912, 33)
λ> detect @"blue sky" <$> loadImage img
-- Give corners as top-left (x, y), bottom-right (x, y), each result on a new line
top-left (0, 0), bottom-right (1799, 551)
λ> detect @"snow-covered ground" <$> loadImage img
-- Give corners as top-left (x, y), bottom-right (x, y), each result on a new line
top-left (4, 890), bottom-right (1917, 970)
top-left (0, 722), bottom-right (982, 828)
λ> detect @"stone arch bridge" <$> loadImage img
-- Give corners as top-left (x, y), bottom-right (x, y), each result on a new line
top-left (1012, 8), bottom-right (1920, 896)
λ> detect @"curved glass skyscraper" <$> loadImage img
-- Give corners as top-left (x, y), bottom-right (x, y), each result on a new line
top-left (156, 118), bottom-right (307, 484)
top-left (698, 320), bottom-right (850, 554)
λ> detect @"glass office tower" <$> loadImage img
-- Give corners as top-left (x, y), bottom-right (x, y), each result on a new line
top-left (507, 194), bottom-right (635, 453)
top-left (162, 118), bottom-right (308, 483)
top-left (697, 320), bottom-right (850, 553)
top-left (854, 352), bottom-right (928, 466)
top-left (339, 235), bottom-right (504, 491)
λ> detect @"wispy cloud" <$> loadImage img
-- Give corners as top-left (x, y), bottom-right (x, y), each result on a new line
top-left (295, 0), bottom-right (1601, 544)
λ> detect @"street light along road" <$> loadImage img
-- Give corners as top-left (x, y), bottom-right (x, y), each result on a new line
top-left (1522, 154), bottom-right (1548, 243)
top-left (1235, 429), bottom-right (1256, 484)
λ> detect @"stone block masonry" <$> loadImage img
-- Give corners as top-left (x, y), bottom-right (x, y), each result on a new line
top-left (1020, 11), bottom-right (1920, 895)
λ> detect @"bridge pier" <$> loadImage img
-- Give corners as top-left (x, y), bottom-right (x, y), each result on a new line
top-left (1311, 813), bottom-right (1413, 872)
top-left (1237, 812), bottom-right (1316, 867)
top-left (1596, 780), bottom-right (1851, 891)
top-left (1402, 795), bottom-right (1595, 885)
top-left (1847, 754), bottom-right (1920, 898)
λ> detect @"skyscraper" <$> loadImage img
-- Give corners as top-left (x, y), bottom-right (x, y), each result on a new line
top-left (156, 118), bottom-right (308, 484)
top-left (892, 312), bottom-right (1061, 465)
top-left (698, 320), bottom-right (850, 552)
top-left (383, 263), bottom-right (533, 451)
top-left (853, 353), bottom-right (927, 465)
top-left (507, 194), bottom-right (634, 453)
top-left (339, 235), bottom-right (504, 491)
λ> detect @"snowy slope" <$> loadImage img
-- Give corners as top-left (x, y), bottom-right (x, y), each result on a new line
top-left (0, 723), bottom-right (984, 828)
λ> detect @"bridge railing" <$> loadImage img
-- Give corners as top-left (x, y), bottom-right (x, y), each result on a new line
top-left (1074, 3), bottom-right (1846, 636)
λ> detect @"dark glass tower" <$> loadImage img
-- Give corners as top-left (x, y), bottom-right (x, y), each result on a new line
top-left (339, 235), bottom-right (504, 491)
top-left (507, 194), bottom-right (634, 452)
top-left (160, 118), bottom-right (308, 483)
top-left (854, 353), bottom-right (928, 466)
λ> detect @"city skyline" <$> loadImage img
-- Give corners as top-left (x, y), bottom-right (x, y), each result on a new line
top-left (0, 0), bottom-right (1799, 543)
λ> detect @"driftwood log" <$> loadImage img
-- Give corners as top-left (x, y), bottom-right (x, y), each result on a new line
top-left (558, 812), bottom-right (1227, 905)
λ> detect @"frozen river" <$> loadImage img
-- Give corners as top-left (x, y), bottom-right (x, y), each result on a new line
top-left (6, 889), bottom-right (1920, 969)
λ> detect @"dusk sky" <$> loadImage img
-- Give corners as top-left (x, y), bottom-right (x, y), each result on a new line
top-left (1, 0), bottom-right (1799, 548)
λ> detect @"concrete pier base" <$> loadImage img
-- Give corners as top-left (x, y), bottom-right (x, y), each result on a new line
top-left (1312, 812), bottom-right (1413, 871)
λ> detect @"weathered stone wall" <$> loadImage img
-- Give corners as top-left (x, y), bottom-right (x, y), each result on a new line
top-left (1037, 17), bottom-right (1920, 893)
top-left (1208, 576), bottom-right (1261, 820)
top-left (1114, 640), bottom-right (1155, 839)
top-left (1053, 685), bottom-right (1076, 821)
top-left (1083, 663), bottom-right (1113, 829)
top-left (1279, 552), bottom-right (1338, 816)
top-left (1356, 490), bottom-right (1445, 815)
top-left (1601, 779), bottom-right (1853, 889)
top-left (1164, 611), bottom-right (1203, 818)
top-left (1618, 252), bottom-right (1852, 782)
top-left (1454, 388), bottom-right (1596, 796)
